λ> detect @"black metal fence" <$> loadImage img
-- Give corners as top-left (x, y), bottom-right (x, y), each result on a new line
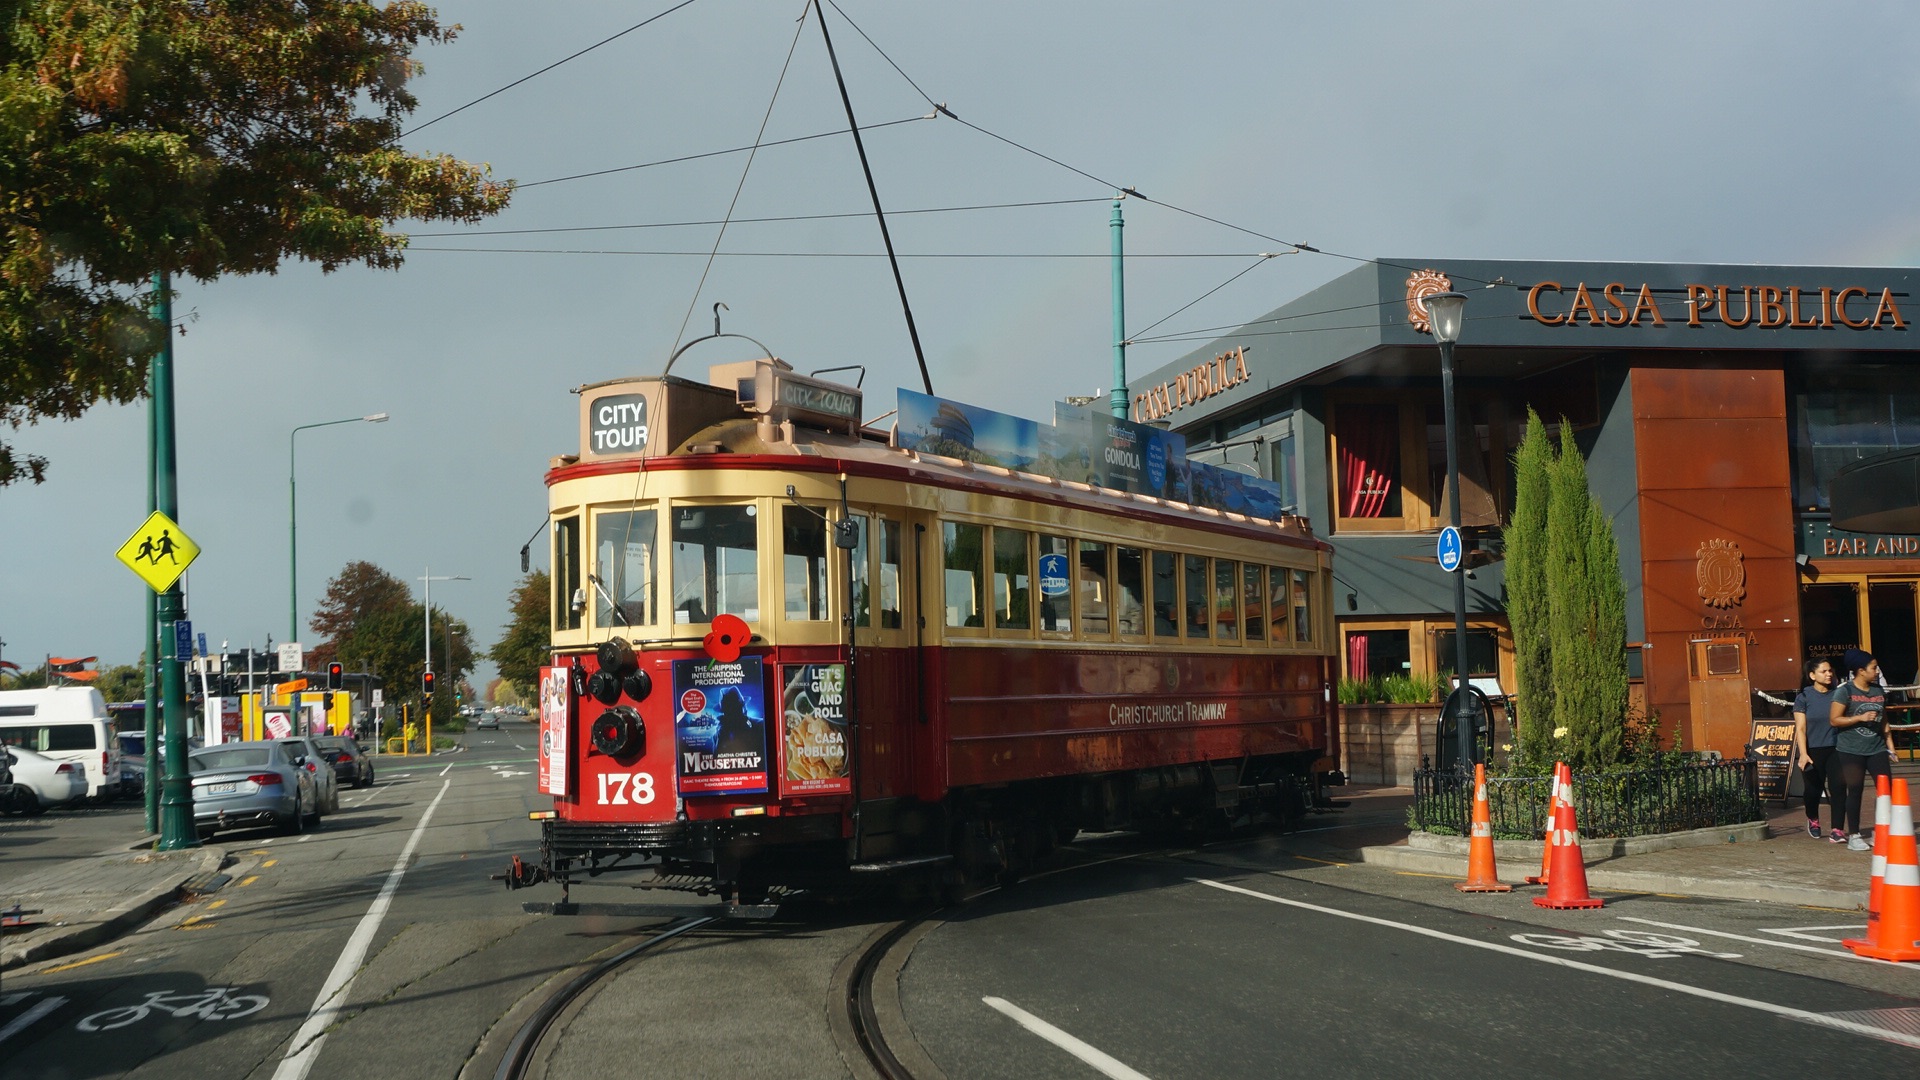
top-left (1411, 760), bottom-right (1764, 839)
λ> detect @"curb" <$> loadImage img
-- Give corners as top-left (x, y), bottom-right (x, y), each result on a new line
top-left (1356, 844), bottom-right (1867, 909)
top-left (1406, 821), bottom-right (1770, 860)
top-left (1, 845), bottom-right (226, 972)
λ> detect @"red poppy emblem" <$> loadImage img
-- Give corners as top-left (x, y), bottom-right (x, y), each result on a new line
top-left (703, 613), bottom-right (749, 662)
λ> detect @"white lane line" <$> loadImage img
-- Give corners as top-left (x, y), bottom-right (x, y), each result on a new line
top-left (438, 762), bottom-right (454, 777)
top-left (512, 744), bottom-right (526, 752)
top-left (0, 996), bottom-right (65, 1047)
top-left (1617, 917), bottom-right (1893, 965)
top-left (296, 834), bottom-right (313, 843)
top-left (1762, 925), bottom-right (1866, 944)
top-left (272, 779), bottom-right (451, 1080)
top-left (1193, 878), bottom-right (1920, 1050)
top-left (981, 997), bottom-right (1152, 1080)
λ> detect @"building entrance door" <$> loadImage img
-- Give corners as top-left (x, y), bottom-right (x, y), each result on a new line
top-left (1869, 581), bottom-right (1919, 687)
top-left (1797, 576), bottom-right (1920, 685)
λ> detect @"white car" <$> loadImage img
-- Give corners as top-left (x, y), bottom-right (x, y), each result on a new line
top-left (2, 746), bottom-right (89, 815)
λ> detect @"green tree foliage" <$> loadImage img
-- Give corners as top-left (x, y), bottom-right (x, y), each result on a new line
top-left (94, 661), bottom-right (143, 702)
top-left (312, 560), bottom-right (472, 726)
top-left (489, 570), bottom-right (549, 696)
top-left (308, 560), bottom-right (412, 666)
top-left (1503, 410), bottom-right (1554, 765)
top-left (1544, 424), bottom-right (1630, 770)
top-left (0, 0), bottom-right (511, 484)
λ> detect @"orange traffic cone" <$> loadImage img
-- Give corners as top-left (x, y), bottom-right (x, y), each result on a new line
top-left (1526, 763), bottom-right (1568, 886)
top-left (1843, 774), bottom-right (1892, 951)
top-left (1849, 778), bottom-right (1920, 961)
top-left (1456, 763), bottom-right (1513, 893)
top-left (1532, 775), bottom-right (1604, 910)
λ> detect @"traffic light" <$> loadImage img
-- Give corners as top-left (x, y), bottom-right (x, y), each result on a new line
top-left (326, 662), bottom-right (343, 690)
top-left (422, 670), bottom-right (436, 697)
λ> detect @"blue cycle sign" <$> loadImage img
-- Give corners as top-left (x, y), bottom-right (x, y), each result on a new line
top-left (1436, 526), bottom-right (1464, 573)
top-left (1038, 553), bottom-right (1070, 597)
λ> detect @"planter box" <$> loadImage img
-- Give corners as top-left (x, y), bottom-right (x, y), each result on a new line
top-left (1339, 703), bottom-right (1439, 786)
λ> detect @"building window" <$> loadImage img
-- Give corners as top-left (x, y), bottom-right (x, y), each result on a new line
top-left (1346, 629), bottom-right (1410, 680)
top-left (1433, 629), bottom-right (1501, 685)
top-left (1272, 430), bottom-right (1298, 513)
top-left (1334, 403), bottom-right (1404, 521)
top-left (1793, 384), bottom-right (1920, 511)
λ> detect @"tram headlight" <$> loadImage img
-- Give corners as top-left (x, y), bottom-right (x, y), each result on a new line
top-left (623, 669), bottom-right (653, 703)
top-left (591, 706), bottom-right (645, 758)
top-left (597, 636), bottom-right (639, 678)
top-left (586, 669), bottom-right (623, 707)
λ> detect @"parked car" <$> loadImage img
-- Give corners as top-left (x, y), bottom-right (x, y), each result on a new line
top-left (2, 746), bottom-right (90, 815)
top-left (0, 687), bottom-right (123, 800)
top-left (311, 735), bottom-right (374, 789)
top-left (187, 742), bottom-right (318, 837)
top-left (114, 731), bottom-right (203, 795)
top-left (276, 736), bottom-right (340, 815)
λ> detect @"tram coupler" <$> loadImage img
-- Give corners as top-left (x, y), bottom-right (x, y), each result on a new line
top-left (495, 855), bottom-right (552, 891)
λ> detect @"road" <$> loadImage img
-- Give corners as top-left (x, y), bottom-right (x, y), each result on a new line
top-left (3, 742), bottom-right (1918, 1079)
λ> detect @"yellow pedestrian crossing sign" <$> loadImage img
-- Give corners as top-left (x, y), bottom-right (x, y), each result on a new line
top-left (115, 510), bottom-right (200, 593)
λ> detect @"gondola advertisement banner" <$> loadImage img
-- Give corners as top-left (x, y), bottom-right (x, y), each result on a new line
top-left (538, 665), bottom-right (569, 796)
top-left (778, 663), bottom-right (852, 797)
top-left (672, 656), bottom-right (769, 795)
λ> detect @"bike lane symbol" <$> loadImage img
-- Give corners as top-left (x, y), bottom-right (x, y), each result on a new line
top-left (1510, 929), bottom-right (1741, 960)
top-left (76, 987), bottom-right (269, 1032)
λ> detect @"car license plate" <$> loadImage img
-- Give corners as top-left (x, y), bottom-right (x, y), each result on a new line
top-left (207, 782), bottom-right (237, 794)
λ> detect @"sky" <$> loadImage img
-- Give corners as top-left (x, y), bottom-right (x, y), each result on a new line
top-left (5, 0), bottom-right (1919, 690)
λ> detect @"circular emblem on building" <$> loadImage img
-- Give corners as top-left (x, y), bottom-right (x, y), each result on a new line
top-left (1696, 538), bottom-right (1746, 609)
top-left (1406, 268), bottom-right (1453, 334)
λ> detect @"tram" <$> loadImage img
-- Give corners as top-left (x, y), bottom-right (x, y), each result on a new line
top-left (509, 356), bottom-right (1340, 903)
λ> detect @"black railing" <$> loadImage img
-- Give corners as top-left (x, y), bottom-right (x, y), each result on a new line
top-left (1411, 760), bottom-right (1764, 839)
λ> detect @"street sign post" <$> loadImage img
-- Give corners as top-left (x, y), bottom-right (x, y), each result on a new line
top-left (172, 620), bottom-right (193, 661)
top-left (1436, 526), bottom-right (1464, 573)
top-left (114, 510), bottom-right (200, 593)
top-left (277, 642), bottom-right (304, 674)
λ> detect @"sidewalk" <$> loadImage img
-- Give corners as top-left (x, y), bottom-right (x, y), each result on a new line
top-left (1336, 763), bottom-right (1920, 909)
top-left (1, 841), bottom-right (226, 971)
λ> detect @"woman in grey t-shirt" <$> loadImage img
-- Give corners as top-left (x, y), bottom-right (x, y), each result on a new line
top-left (1830, 649), bottom-right (1892, 850)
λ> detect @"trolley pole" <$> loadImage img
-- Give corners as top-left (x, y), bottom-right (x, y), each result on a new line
top-left (151, 270), bottom-right (198, 851)
top-left (1109, 198), bottom-right (1129, 419)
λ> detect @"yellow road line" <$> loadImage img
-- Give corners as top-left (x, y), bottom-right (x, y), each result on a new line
top-left (178, 915), bottom-right (206, 928)
top-left (207, 899), bottom-right (226, 910)
top-left (1395, 871), bottom-right (1456, 880)
top-left (239, 876), bottom-right (259, 887)
top-left (39, 952), bottom-right (121, 975)
top-left (1289, 855), bottom-right (1349, 867)
top-left (178, 923), bottom-right (217, 931)
top-left (261, 859), bottom-right (277, 868)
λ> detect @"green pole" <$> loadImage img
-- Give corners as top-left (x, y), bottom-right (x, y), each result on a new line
top-left (143, 281), bottom-right (160, 836)
top-left (1109, 198), bottom-right (1129, 419)
top-left (151, 270), bottom-right (198, 850)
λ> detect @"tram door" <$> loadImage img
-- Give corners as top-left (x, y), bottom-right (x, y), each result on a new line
top-left (847, 510), bottom-right (918, 856)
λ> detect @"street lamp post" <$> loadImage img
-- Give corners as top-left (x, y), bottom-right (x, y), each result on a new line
top-left (419, 569), bottom-right (468, 730)
top-left (1423, 290), bottom-right (1474, 769)
top-left (290, 413), bottom-right (389, 643)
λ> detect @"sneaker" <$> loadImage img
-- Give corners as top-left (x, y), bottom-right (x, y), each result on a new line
top-left (1848, 834), bottom-right (1872, 852)
top-left (1830, 829), bottom-right (1849, 843)
top-left (1808, 818), bottom-right (1822, 839)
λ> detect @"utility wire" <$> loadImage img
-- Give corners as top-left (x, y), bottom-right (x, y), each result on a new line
top-left (1127, 253), bottom-right (1289, 342)
top-left (406, 197), bottom-right (1108, 238)
top-left (410, 247), bottom-right (1278, 258)
top-left (401, 0), bottom-right (703, 139)
top-left (516, 114), bottom-right (932, 189)
top-left (1131, 295), bottom-right (1431, 344)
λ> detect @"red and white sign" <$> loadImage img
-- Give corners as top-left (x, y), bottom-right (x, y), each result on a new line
top-left (680, 688), bottom-right (706, 716)
top-left (539, 665), bottom-right (569, 797)
top-left (264, 710), bottom-right (293, 739)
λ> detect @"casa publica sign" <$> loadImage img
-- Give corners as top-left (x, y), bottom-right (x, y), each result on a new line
top-left (1133, 346), bottom-right (1252, 422)
top-left (1526, 281), bottom-right (1909, 331)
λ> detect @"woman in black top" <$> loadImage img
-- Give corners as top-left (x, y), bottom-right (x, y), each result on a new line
top-left (1792, 659), bottom-right (1842, 841)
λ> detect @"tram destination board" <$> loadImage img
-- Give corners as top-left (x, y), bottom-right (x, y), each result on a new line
top-left (1749, 717), bottom-right (1795, 803)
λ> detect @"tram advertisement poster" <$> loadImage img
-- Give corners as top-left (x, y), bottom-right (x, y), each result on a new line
top-left (539, 665), bottom-right (569, 797)
top-left (777, 663), bottom-right (852, 797)
top-left (672, 657), bottom-right (769, 795)
top-left (1749, 717), bottom-right (1795, 804)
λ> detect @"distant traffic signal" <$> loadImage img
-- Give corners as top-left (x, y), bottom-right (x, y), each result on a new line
top-left (326, 662), bottom-right (343, 690)
top-left (422, 670), bottom-right (436, 697)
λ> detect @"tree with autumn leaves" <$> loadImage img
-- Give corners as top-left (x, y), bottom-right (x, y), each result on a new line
top-left (0, 0), bottom-right (510, 484)
top-left (489, 570), bottom-right (549, 698)
top-left (310, 560), bottom-right (473, 727)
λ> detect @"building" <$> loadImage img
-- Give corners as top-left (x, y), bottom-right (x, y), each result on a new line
top-left (1127, 258), bottom-right (1920, 761)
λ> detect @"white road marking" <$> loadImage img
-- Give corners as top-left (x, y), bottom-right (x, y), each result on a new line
top-left (296, 834), bottom-right (313, 843)
top-left (1760, 924), bottom-right (1868, 944)
top-left (0, 992), bottom-right (31, 1006)
top-left (272, 779), bottom-right (451, 1080)
top-left (512, 744), bottom-right (526, 752)
top-left (981, 997), bottom-right (1153, 1080)
top-left (1617, 917), bottom-right (1889, 963)
top-left (1194, 878), bottom-right (1920, 1050)
top-left (439, 763), bottom-right (454, 777)
top-left (0, 997), bottom-right (66, 1046)
top-left (493, 771), bottom-right (530, 779)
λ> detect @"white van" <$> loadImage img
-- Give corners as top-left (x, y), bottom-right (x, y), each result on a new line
top-left (0, 687), bottom-right (121, 800)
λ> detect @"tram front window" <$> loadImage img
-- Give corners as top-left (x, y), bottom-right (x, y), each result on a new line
top-left (783, 506), bottom-right (829, 621)
top-left (594, 509), bottom-right (657, 626)
top-left (672, 504), bottom-right (759, 624)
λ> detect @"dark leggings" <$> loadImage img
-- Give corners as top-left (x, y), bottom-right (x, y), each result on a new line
top-left (1803, 746), bottom-right (1839, 830)
top-left (1836, 751), bottom-right (1894, 836)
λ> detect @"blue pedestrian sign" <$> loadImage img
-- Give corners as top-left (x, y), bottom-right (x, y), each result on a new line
top-left (173, 619), bottom-right (194, 661)
top-left (1038, 553), bottom-right (1070, 597)
top-left (1436, 526), bottom-right (1464, 573)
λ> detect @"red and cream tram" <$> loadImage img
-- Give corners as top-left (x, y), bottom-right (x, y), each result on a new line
top-left (513, 357), bottom-right (1340, 902)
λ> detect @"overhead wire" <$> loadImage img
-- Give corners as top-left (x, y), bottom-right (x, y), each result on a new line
top-left (515, 115), bottom-right (933, 189)
top-left (1126, 252), bottom-right (1290, 343)
top-left (409, 247), bottom-right (1281, 258)
top-left (405, 197), bottom-right (1109, 238)
top-left (401, 0), bottom-right (703, 139)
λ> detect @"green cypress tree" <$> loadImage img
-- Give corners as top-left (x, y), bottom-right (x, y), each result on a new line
top-left (1546, 424), bottom-right (1631, 770)
top-left (1583, 492), bottom-right (1630, 766)
top-left (1503, 409), bottom-right (1555, 767)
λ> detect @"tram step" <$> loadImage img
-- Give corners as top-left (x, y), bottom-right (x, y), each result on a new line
top-left (848, 854), bottom-right (955, 874)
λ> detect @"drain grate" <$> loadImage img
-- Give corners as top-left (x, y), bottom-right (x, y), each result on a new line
top-left (178, 872), bottom-right (231, 897)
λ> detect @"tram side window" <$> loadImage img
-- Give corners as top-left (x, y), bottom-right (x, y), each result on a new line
top-left (672, 504), bottom-right (760, 624)
top-left (1038, 535), bottom-right (1073, 634)
top-left (849, 514), bottom-right (871, 627)
top-left (878, 519), bottom-right (903, 630)
top-left (1079, 541), bottom-right (1110, 636)
top-left (1115, 547), bottom-right (1145, 637)
top-left (1184, 555), bottom-right (1210, 640)
top-left (993, 528), bottom-right (1032, 633)
top-left (1293, 569), bottom-right (1315, 644)
top-left (594, 509), bottom-right (657, 626)
top-left (1215, 559), bottom-right (1239, 641)
top-left (1269, 566), bottom-right (1292, 643)
top-left (1152, 551), bottom-right (1180, 638)
top-left (554, 515), bottom-right (582, 631)
top-left (944, 522), bottom-right (986, 629)
top-left (1243, 563), bottom-right (1264, 642)
top-left (783, 506), bottom-right (830, 621)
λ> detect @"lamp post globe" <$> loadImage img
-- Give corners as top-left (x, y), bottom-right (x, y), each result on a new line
top-left (1424, 290), bottom-right (1475, 769)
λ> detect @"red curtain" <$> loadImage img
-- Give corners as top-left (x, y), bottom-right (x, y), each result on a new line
top-left (1346, 633), bottom-right (1369, 679)
top-left (1338, 405), bottom-right (1398, 518)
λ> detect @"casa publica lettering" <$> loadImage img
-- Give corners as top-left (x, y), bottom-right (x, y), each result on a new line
top-left (1133, 346), bottom-right (1252, 422)
top-left (1527, 282), bottom-right (1908, 331)
top-left (589, 393), bottom-right (649, 454)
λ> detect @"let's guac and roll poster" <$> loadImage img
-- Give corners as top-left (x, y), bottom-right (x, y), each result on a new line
top-left (778, 663), bottom-right (851, 796)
